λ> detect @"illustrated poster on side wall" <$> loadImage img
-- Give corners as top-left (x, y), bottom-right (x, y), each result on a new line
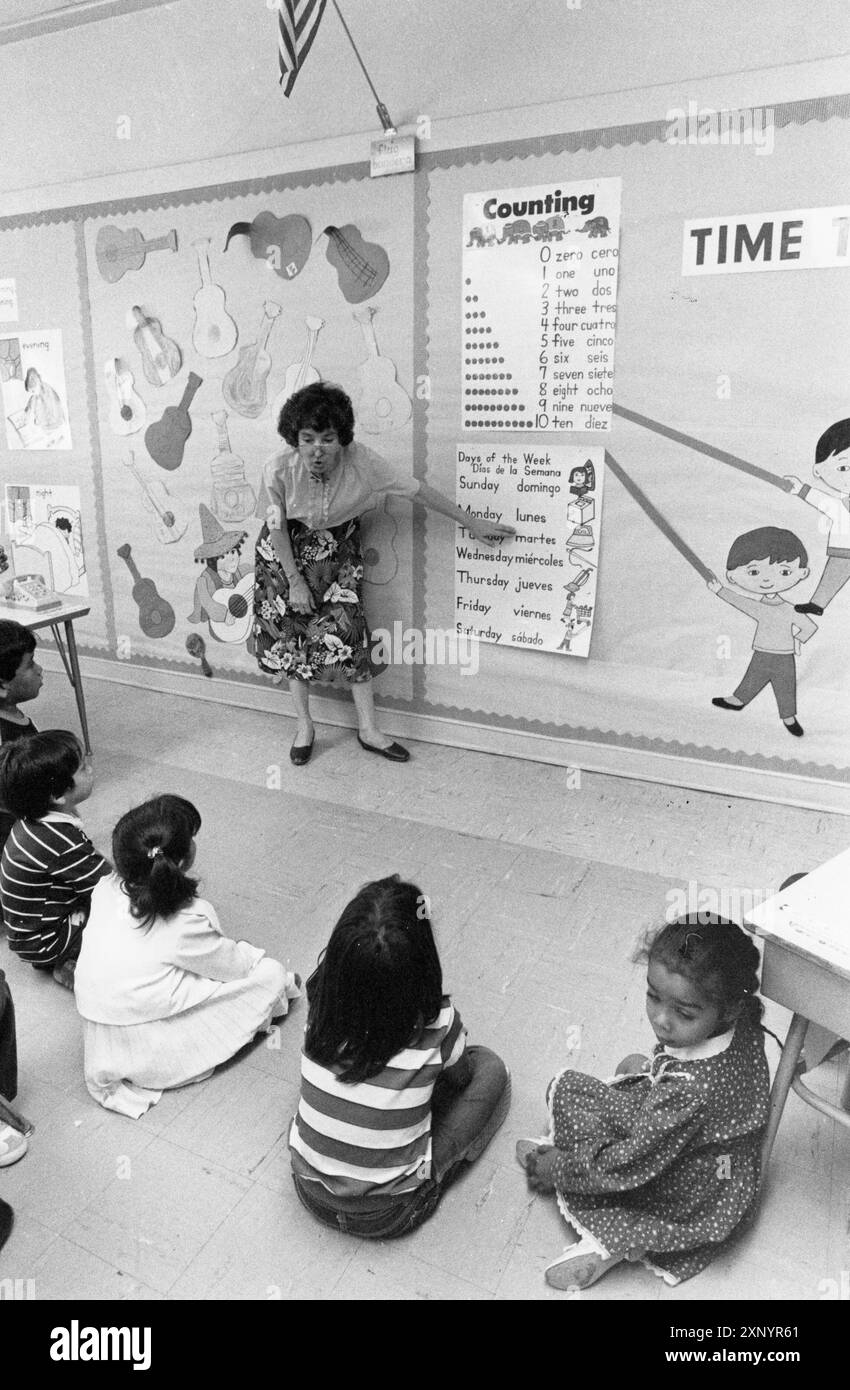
top-left (5, 482), bottom-right (87, 596)
top-left (462, 178), bottom-right (621, 433)
top-left (0, 330), bottom-right (72, 449)
top-left (455, 444), bottom-right (604, 656)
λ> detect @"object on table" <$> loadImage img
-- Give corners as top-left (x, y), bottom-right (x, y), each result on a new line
top-left (3, 575), bottom-right (63, 611)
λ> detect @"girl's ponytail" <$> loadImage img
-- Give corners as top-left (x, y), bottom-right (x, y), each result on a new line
top-left (113, 795), bottom-right (202, 926)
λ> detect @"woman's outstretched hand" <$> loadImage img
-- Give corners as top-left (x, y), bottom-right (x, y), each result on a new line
top-left (467, 517), bottom-right (516, 547)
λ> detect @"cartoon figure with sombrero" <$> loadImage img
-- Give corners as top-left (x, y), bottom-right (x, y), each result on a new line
top-left (188, 503), bottom-right (255, 646)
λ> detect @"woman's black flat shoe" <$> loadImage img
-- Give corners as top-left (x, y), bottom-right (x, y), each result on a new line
top-left (290, 733), bottom-right (315, 765)
top-left (357, 735), bottom-right (410, 763)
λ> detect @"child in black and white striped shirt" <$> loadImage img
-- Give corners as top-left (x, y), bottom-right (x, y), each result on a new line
top-left (0, 730), bottom-right (108, 990)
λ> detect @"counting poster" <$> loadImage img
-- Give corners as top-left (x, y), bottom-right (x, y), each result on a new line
top-left (462, 178), bottom-right (621, 433)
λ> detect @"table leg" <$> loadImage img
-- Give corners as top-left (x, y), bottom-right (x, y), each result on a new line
top-left (48, 622), bottom-right (73, 684)
top-left (63, 620), bottom-right (92, 755)
top-left (761, 1012), bottom-right (809, 1174)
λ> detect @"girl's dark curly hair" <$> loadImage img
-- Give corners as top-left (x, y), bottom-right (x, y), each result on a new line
top-left (278, 382), bottom-right (354, 448)
top-left (638, 913), bottom-right (764, 1028)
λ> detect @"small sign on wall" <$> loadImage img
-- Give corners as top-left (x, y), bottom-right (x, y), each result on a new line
top-left (370, 133), bottom-right (415, 178)
top-left (682, 204), bottom-right (850, 275)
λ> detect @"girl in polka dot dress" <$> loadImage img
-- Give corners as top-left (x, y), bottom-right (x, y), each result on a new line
top-left (517, 915), bottom-right (771, 1290)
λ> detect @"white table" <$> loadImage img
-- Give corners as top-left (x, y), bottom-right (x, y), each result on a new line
top-left (746, 848), bottom-right (850, 1168)
top-left (0, 597), bottom-right (92, 754)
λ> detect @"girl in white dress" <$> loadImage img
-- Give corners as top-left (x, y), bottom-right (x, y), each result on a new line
top-left (74, 794), bottom-right (300, 1117)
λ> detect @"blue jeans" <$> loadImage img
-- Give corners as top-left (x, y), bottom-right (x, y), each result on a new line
top-left (292, 1045), bottom-right (511, 1238)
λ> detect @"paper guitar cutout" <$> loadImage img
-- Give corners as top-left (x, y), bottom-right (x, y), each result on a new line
top-left (144, 372), bottom-right (203, 471)
top-left (361, 494), bottom-right (399, 586)
top-left (271, 316), bottom-right (324, 426)
top-left (209, 573), bottom-right (254, 644)
top-left (192, 238), bottom-right (238, 358)
top-left (222, 301), bottom-right (281, 418)
top-left (104, 358), bottom-right (145, 436)
top-left (208, 411), bottom-right (257, 523)
top-left (323, 225), bottom-right (389, 303)
top-left (224, 212), bottom-right (311, 281)
top-left (354, 306), bottom-right (411, 434)
top-left (116, 542), bottom-right (175, 639)
top-left (122, 449), bottom-right (188, 545)
top-left (131, 305), bottom-right (182, 387)
top-left (96, 226), bottom-right (177, 283)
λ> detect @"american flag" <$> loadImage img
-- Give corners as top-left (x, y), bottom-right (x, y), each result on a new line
top-left (277, 0), bottom-right (328, 96)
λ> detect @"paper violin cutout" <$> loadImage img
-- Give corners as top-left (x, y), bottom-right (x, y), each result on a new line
top-left (224, 212), bottom-right (312, 281)
top-left (323, 224), bottom-right (389, 303)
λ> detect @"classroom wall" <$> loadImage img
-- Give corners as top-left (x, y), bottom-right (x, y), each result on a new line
top-left (2, 1), bottom-right (849, 809)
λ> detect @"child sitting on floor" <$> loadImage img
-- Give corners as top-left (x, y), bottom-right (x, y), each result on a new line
top-left (0, 619), bottom-right (43, 860)
top-left (518, 914), bottom-right (771, 1290)
top-left (0, 620), bottom-right (44, 1191)
top-left (74, 794), bottom-right (300, 1117)
top-left (0, 730), bottom-right (107, 989)
top-left (290, 874), bottom-right (510, 1237)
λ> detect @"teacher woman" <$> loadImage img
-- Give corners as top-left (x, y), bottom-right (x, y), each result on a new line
top-left (254, 382), bottom-right (513, 765)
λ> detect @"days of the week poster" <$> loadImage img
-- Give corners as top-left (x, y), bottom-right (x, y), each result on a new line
top-left (455, 444), bottom-right (604, 657)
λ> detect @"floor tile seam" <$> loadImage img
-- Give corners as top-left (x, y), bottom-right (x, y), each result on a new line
top-left (34, 1230), bottom-right (165, 1300)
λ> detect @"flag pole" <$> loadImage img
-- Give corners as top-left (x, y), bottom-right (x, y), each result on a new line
top-left (330, 0), bottom-right (396, 130)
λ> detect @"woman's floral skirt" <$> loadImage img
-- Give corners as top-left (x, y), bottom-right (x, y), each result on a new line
top-left (253, 518), bottom-right (372, 686)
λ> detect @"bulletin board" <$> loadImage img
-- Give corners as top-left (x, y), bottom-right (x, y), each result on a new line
top-left (420, 95), bottom-right (850, 787)
top-left (0, 165), bottom-right (417, 699)
top-left (1, 94), bottom-right (848, 796)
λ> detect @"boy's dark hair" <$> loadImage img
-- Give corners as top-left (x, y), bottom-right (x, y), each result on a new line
top-left (0, 729), bottom-right (82, 820)
top-left (112, 795), bottom-right (202, 928)
top-left (305, 874), bottom-right (443, 1084)
top-left (0, 620), bottom-right (36, 686)
top-left (640, 914), bottom-right (763, 1027)
top-left (726, 526), bottom-right (808, 572)
top-left (278, 382), bottom-right (354, 449)
top-left (815, 418), bottom-right (850, 464)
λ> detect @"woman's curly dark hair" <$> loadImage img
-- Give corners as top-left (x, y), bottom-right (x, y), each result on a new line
top-left (278, 382), bottom-right (355, 449)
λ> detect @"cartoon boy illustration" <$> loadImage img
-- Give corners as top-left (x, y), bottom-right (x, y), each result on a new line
top-left (784, 417), bottom-right (850, 616)
top-left (707, 526), bottom-right (817, 737)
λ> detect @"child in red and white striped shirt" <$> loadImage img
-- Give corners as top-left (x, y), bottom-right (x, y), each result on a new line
top-left (0, 730), bottom-right (108, 990)
top-left (290, 875), bottom-right (510, 1238)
